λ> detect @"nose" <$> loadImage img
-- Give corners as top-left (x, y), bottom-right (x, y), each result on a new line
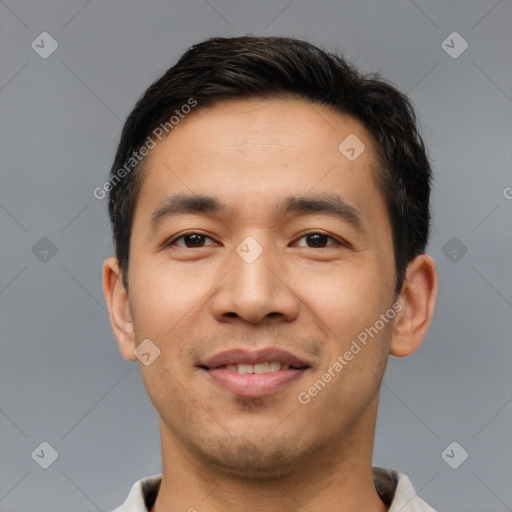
top-left (211, 237), bottom-right (300, 326)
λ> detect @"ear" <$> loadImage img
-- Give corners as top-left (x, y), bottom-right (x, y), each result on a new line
top-left (390, 254), bottom-right (438, 357)
top-left (102, 256), bottom-right (137, 361)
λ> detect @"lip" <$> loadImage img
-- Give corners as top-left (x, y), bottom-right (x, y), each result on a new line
top-left (199, 347), bottom-right (311, 398)
top-left (201, 348), bottom-right (310, 370)
top-left (205, 367), bottom-right (307, 398)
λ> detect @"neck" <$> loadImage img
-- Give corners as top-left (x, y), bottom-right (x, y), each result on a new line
top-left (151, 398), bottom-right (387, 512)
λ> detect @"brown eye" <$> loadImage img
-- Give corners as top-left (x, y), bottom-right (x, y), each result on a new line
top-left (166, 233), bottom-right (216, 248)
top-left (306, 233), bottom-right (331, 248)
top-left (295, 232), bottom-right (340, 248)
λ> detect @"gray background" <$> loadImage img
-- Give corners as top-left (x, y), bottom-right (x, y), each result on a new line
top-left (1, 1), bottom-right (511, 511)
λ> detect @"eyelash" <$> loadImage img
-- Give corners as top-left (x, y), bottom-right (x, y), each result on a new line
top-left (164, 231), bottom-right (346, 249)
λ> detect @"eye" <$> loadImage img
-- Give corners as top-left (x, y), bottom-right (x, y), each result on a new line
top-left (165, 232), bottom-right (218, 248)
top-left (294, 232), bottom-right (343, 248)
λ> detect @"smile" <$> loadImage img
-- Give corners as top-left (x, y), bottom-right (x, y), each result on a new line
top-left (199, 347), bottom-right (312, 398)
top-left (223, 362), bottom-right (289, 374)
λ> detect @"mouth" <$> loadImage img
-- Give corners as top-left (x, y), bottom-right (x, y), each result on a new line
top-left (199, 348), bottom-right (311, 398)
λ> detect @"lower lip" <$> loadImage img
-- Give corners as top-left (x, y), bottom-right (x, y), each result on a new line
top-left (204, 367), bottom-right (307, 398)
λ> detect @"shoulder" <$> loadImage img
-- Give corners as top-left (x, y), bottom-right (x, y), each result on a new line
top-left (109, 474), bottom-right (162, 512)
top-left (373, 466), bottom-right (437, 512)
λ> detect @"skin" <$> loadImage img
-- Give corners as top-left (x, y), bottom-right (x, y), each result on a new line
top-left (103, 97), bottom-right (438, 512)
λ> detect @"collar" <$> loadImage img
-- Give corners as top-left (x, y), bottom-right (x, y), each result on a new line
top-left (111, 466), bottom-right (437, 512)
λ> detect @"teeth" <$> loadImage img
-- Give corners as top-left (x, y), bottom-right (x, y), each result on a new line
top-left (238, 364), bottom-right (253, 374)
top-left (254, 362), bottom-right (270, 374)
top-left (224, 361), bottom-right (291, 374)
top-left (269, 361), bottom-right (281, 372)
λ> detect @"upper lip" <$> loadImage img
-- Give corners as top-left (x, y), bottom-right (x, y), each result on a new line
top-left (201, 348), bottom-right (311, 369)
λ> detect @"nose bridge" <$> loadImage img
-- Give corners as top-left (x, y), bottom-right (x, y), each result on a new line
top-left (212, 234), bottom-right (299, 324)
top-left (233, 234), bottom-right (277, 301)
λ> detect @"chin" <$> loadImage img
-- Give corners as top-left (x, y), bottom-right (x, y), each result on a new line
top-left (192, 432), bottom-right (310, 480)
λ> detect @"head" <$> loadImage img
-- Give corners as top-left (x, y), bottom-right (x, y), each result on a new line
top-left (108, 36), bottom-right (432, 295)
top-left (102, 36), bottom-right (437, 479)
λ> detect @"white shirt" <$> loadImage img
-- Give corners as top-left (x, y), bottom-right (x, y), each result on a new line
top-left (110, 466), bottom-right (437, 511)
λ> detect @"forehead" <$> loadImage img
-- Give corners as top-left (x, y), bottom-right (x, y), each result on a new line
top-left (133, 97), bottom-right (388, 231)
top-left (149, 96), bottom-right (377, 163)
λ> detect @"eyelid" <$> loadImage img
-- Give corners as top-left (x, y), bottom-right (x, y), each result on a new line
top-left (164, 230), bottom-right (348, 249)
top-left (293, 230), bottom-right (347, 248)
top-left (164, 231), bottom-right (219, 248)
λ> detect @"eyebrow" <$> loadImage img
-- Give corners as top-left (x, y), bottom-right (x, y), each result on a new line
top-left (151, 194), bottom-right (223, 227)
top-left (150, 192), bottom-right (366, 232)
top-left (275, 194), bottom-right (365, 231)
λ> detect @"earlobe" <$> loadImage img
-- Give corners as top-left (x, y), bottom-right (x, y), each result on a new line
top-left (390, 254), bottom-right (438, 358)
top-left (102, 256), bottom-right (137, 361)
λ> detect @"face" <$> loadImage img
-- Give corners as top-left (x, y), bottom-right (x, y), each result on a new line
top-left (115, 97), bottom-right (401, 477)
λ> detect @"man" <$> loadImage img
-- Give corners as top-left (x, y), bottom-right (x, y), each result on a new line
top-left (102, 36), bottom-right (438, 511)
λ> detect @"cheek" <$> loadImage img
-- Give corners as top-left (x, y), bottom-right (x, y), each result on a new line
top-left (297, 263), bottom-right (392, 402)
top-left (297, 262), bottom-right (387, 339)
top-left (129, 259), bottom-right (208, 384)
top-left (130, 259), bottom-right (201, 337)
